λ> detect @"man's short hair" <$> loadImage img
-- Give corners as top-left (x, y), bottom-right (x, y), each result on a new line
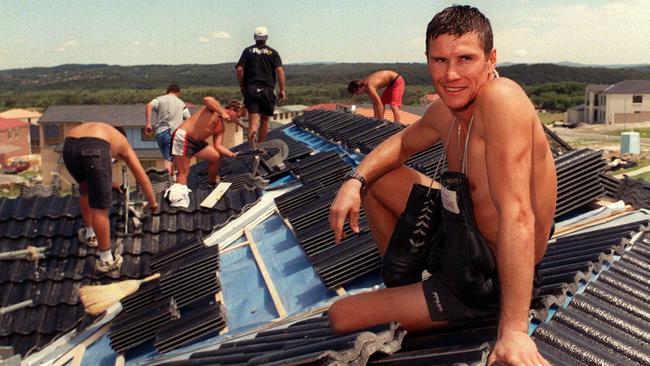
top-left (225, 99), bottom-right (246, 114)
top-left (167, 84), bottom-right (181, 94)
top-left (426, 5), bottom-right (493, 55)
top-left (348, 80), bottom-right (364, 94)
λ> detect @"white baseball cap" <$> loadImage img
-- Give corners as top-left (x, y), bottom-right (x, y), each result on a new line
top-left (254, 26), bottom-right (268, 40)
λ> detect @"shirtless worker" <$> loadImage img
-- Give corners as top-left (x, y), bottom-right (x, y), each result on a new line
top-left (171, 97), bottom-right (246, 186)
top-left (63, 123), bottom-right (158, 272)
top-left (329, 5), bottom-right (556, 366)
top-left (348, 70), bottom-right (405, 123)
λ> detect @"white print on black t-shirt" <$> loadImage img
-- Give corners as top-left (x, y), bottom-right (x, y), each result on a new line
top-left (251, 47), bottom-right (273, 55)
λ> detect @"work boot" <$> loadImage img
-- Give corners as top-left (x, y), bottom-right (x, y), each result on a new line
top-left (97, 253), bottom-right (123, 273)
top-left (77, 227), bottom-right (98, 247)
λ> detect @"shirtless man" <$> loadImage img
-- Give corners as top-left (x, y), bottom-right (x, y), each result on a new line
top-left (171, 97), bottom-right (246, 186)
top-left (329, 5), bottom-right (556, 366)
top-left (63, 123), bottom-right (158, 272)
top-left (348, 70), bottom-right (405, 123)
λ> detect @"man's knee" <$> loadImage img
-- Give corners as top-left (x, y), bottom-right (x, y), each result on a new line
top-left (328, 299), bottom-right (354, 334)
top-left (382, 268), bottom-right (422, 288)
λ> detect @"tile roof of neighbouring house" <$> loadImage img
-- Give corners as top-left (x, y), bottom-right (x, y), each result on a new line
top-left (352, 107), bottom-right (421, 125)
top-left (602, 79), bottom-right (650, 94)
top-left (303, 103), bottom-right (340, 112)
top-left (38, 104), bottom-right (199, 126)
top-left (0, 117), bottom-right (29, 131)
top-left (586, 84), bottom-right (611, 93)
top-left (0, 109), bottom-right (42, 120)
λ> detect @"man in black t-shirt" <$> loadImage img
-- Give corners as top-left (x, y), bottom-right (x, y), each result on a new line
top-left (236, 26), bottom-right (286, 146)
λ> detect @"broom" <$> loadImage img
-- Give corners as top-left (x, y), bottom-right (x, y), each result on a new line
top-left (79, 273), bottom-right (161, 315)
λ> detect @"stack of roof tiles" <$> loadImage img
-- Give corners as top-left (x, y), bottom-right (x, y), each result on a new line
top-left (611, 175), bottom-right (650, 209)
top-left (293, 110), bottom-right (447, 179)
top-left (19, 184), bottom-right (60, 198)
top-left (275, 153), bottom-right (381, 289)
top-left (295, 110), bottom-right (608, 216)
top-left (109, 237), bottom-right (225, 353)
top-left (162, 317), bottom-right (405, 366)
top-left (0, 169), bottom-right (264, 356)
top-left (186, 127), bottom-right (313, 190)
top-left (554, 149), bottom-right (606, 218)
top-left (532, 227), bottom-right (650, 365)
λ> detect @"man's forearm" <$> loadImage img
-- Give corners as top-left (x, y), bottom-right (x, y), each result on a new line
top-left (496, 217), bottom-right (536, 335)
top-left (277, 67), bottom-right (286, 92)
top-left (236, 67), bottom-right (245, 87)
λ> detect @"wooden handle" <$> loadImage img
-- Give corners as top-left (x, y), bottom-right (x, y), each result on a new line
top-left (142, 273), bottom-right (161, 283)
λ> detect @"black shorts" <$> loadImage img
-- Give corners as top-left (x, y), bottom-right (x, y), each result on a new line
top-left (243, 84), bottom-right (276, 116)
top-left (62, 137), bottom-right (112, 209)
top-left (422, 273), bottom-right (499, 324)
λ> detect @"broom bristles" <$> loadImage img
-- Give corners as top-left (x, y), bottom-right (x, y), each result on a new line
top-left (79, 273), bottom-right (160, 315)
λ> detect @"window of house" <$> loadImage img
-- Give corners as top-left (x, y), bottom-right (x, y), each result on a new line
top-left (7, 130), bottom-right (12, 139)
top-left (633, 94), bottom-right (643, 103)
top-left (14, 128), bottom-right (19, 138)
top-left (141, 128), bottom-right (156, 141)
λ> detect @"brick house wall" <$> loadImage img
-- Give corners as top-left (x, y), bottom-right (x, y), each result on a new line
top-left (0, 117), bottom-right (30, 165)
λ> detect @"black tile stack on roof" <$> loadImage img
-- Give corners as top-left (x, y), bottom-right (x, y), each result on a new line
top-left (275, 153), bottom-right (381, 289)
top-left (294, 110), bottom-right (450, 180)
top-left (162, 317), bottom-right (404, 366)
top-left (529, 220), bottom-right (647, 318)
top-left (554, 149), bottom-right (606, 218)
top-left (154, 296), bottom-right (226, 354)
top-left (295, 110), bottom-right (610, 215)
top-left (370, 318), bottom-right (498, 365)
top-left (19, 184), bottom-right (60, 198)
top-left (612, 175), bottom-right (650, 209)
top-left (109, 238), bottom-right (225, 353)
top-left (600, 173), bottom-right (622, 200)
top-left (185, 129), bottom-right (312, 190)
top-left (291, 151), bottom-right (352, 188)
top-left (264, 127), bottom-right (314, 163)
top-left (543, 124), bottom-right (573, 158)
top-left (0, 178), bottom-right (262, 356)
top-left (532, 228), bottom-right (650, 365)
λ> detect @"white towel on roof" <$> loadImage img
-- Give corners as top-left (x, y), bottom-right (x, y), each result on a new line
top-left (164, 183), bottom-right (192, 208)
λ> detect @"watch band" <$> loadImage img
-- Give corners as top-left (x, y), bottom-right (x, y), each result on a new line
top-left (345, 170), bottom-right (367, 189)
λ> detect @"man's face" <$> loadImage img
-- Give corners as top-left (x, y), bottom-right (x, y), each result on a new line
top-left (227, 108), bottom-right (244, 123)
top-left (354, 86), bottom-right (367, 96)
top-left (426, 32), bottom-right (496, 113)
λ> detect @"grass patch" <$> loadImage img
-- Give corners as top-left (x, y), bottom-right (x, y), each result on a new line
top-left (18, 170), bottom-right (40, 181)
top-left (0, 185), bottom-right (20, 198)
top-left (538, 111), bottom-right (565, 125)
top-left (633, 171), bottom-right (650, 181)
top-left (604, 128), bottom-right (650, 138)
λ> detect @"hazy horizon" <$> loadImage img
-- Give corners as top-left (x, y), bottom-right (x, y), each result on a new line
top-left (2, 0), bottom-right (649, 70)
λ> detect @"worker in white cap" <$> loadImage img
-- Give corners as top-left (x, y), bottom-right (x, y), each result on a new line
top-left (236, 26), bottom-right (286, 146)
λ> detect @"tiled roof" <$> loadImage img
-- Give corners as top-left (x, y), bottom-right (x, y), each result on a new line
top-left (0, 109), bottom-right (42, 120)
top-left (0, 117), bottom-right (28, 131)
top-left (603, 79), bottom-right (650, 94)
top-left (0, 169), bottom-right (264, 356)
top-left (39, 105), bottom-right (200, 126)
top-left (352, 107), bottom-right (420, 125)
top-left (38, 104), bottom-right (146, 126)
top-left (7, 106), bottom-right (650, 364)
top-left (162, 317), bottom-right (404, 365)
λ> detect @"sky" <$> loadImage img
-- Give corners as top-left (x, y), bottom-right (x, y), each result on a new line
top-left (1, 0), bottom-right (649, 70)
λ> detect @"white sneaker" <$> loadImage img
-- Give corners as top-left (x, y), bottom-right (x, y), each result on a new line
top-left (78, 227), bottom-right (98, 247)
top-left (97, 253), bottom-right (123, 273)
